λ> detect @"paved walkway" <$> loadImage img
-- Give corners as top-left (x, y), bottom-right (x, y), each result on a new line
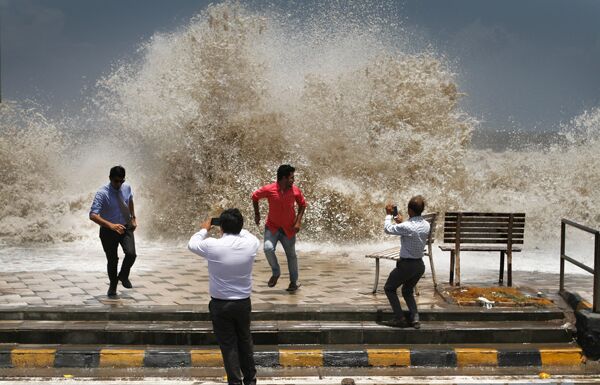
top-left (0, 243), bottom-right (593, 309)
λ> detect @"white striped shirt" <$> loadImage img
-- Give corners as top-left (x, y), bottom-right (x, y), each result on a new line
top-left (384, 215), bottom-right (430, 259)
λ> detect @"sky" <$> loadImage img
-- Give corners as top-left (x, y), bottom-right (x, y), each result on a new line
top-left (1, 0), bottom-right (599, 133)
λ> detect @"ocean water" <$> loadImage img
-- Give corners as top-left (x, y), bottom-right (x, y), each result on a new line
top-left (0, 2), bottom-right (599, 274)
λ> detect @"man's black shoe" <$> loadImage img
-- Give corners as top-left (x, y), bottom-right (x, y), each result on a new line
top-left (107, 287), bottom-right (118, 298)
top-left (119, 276), bottom-right (133, 289)
top-left (380, 319), bottom-right (410, 328)
top-left (286, 282), bottom-right (300, 292)
top-left (267, 275), bottom-right (280, 287)
top-left (411, 321), bottom-right (421, 329)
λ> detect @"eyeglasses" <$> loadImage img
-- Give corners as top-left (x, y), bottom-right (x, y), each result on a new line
top-left (112, 178), bottom-right (125, 184)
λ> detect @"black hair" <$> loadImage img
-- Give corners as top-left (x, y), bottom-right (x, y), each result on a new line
top-left (277, 164), bottom-right (295, 181)
top-left (408, 195), bottom-right (425, 216)
top-left (109, 165), bottom-right (126, 179)
top-left (220, 208), bottom-right (244, 234)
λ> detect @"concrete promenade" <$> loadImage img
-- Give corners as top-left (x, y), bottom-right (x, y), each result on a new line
top-left (0, 243), bottom-right (593, 308)
top-left (0, 242), bottom-right (594, 375)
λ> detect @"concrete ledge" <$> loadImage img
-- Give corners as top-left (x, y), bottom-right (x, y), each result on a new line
top-left (455, 347), bottom-right (497, 367)
top-left (0, 306), bottom-right (565, 322)
top-left (576, 310), bottom-right (600, 359)
top-left (497, 349), bottom-right (542, 367)
top-left (11, 348), bottom-right (55, 368)
top-left (0, 345), bottom-right (584, 368)
top-left (0, 320), bottom-right (574, 345)
top-left (55, 348), bottom-right (100, 368)
top-left (99, 349), bottom-right (144, 368)
top-left (280, 349), bottom-right (323, 367)
top-left (561, 289), bottom-right (600, 359)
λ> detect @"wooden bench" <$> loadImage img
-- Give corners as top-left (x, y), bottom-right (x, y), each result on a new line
top-left (365, 213), bottom-right (438, 294)
top-left (439, 212), bottom-right (525, 287)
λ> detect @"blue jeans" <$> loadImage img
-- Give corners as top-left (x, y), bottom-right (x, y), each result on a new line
top-left (263, 227), bottom-right (298, 283)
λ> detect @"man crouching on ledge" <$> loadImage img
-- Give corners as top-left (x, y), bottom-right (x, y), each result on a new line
top-left (188, 208), bottom-right (260, 385)
top-left (382, 196), bottom-right (430, 329)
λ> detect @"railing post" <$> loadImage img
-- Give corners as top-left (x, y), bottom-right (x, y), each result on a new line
top-left (560, 220), bottom-right (565, 293)
top-left (594, 231), bottom-right (600, 313)
top-left (561, 219), bottom-right (600, 314)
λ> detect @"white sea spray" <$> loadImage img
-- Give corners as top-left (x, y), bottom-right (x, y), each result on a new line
top-left (0, 1), bottom-right (599, 253)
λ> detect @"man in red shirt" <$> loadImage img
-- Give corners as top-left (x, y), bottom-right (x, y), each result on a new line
top-left (252, 164), bottom-right (307, 292)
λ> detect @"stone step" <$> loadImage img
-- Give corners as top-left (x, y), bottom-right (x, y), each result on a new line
top-left (0, 306), bottom-right (566, 322)
top-left (0, 319), bottom-right (575, 345)
top-left (0, 343), bottom-right (584, 368)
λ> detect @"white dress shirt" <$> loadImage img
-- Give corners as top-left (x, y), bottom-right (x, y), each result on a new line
top-left (384, 215), bottom-right (430, 259)
top-left (188, 229), bottom-right (260, 300)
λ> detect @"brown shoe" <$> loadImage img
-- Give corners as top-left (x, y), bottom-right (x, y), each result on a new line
top-left (267, 275), bottom-right (280, 287)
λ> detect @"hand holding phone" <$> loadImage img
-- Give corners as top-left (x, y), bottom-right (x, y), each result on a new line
top-left (391, 205), bottom-right (398, 217)
top-left (210, 218), bottom-right (221, 226)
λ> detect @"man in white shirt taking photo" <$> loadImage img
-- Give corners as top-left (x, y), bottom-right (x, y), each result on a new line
top-left (188, 208), bottom-right (260, 385)
top-left (382, 196), bottom-right (430, 329)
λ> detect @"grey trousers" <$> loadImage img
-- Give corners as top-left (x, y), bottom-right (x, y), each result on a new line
top-left (384, 258), bottom-right (425, 322)
top-left (209, 297), bottom-right (256, 385)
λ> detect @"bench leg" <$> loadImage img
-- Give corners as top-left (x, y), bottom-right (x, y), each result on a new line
top-left (455, 249), bottom-right (461, 287)
top-left (499, 251), bottom-right (505, 286)
top-left (449, 250), bottom-right (455, 286)
top-left (507, 250), bottom-right (512, 287)
top-left (372, 258), bottom-right (380, 294)
top-left (428, 247), bottom-right (438, 288)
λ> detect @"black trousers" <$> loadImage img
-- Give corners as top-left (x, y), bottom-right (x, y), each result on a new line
top-left (99, 226), bottom-right (137, 285)
top-left (209, 297), bottom-right (256, 385)
top-left (384, 258), bottom-right (425, 322)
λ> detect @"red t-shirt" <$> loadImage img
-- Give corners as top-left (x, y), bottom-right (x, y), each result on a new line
top-left (252, 182), bottom-right (307, 239)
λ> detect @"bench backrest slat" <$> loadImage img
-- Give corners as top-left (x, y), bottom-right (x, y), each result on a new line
top-left (443, 232), bottom-right (524, 239)
top-left (444, 223), bottom-right (525, 230)
top-left (443, 211), bottom-right (525, 245)
top-left (443, 238), bottom-right (524, 244)
top-left (422, 213), bottom-right (437, 239)
top-left (423, 212), bottom-right (438, 254)
top-left (445, 212), bottom-right (526, 218)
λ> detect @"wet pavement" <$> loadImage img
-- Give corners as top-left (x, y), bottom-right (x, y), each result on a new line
top-left (0, 244), bottom-right (595, 380)
top-left (0, 244), bottom-right (593, 309)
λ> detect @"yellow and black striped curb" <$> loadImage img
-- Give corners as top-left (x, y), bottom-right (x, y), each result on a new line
top-left (561, 290), bottom-right (592, 311)
top-left (0, 346), bottom-right (585, 368)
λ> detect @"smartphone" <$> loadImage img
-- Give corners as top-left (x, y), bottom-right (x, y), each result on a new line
top-left (210, 218), bottom-right (221, 226)
top-left (391, 206), bottom-right (398, 216)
